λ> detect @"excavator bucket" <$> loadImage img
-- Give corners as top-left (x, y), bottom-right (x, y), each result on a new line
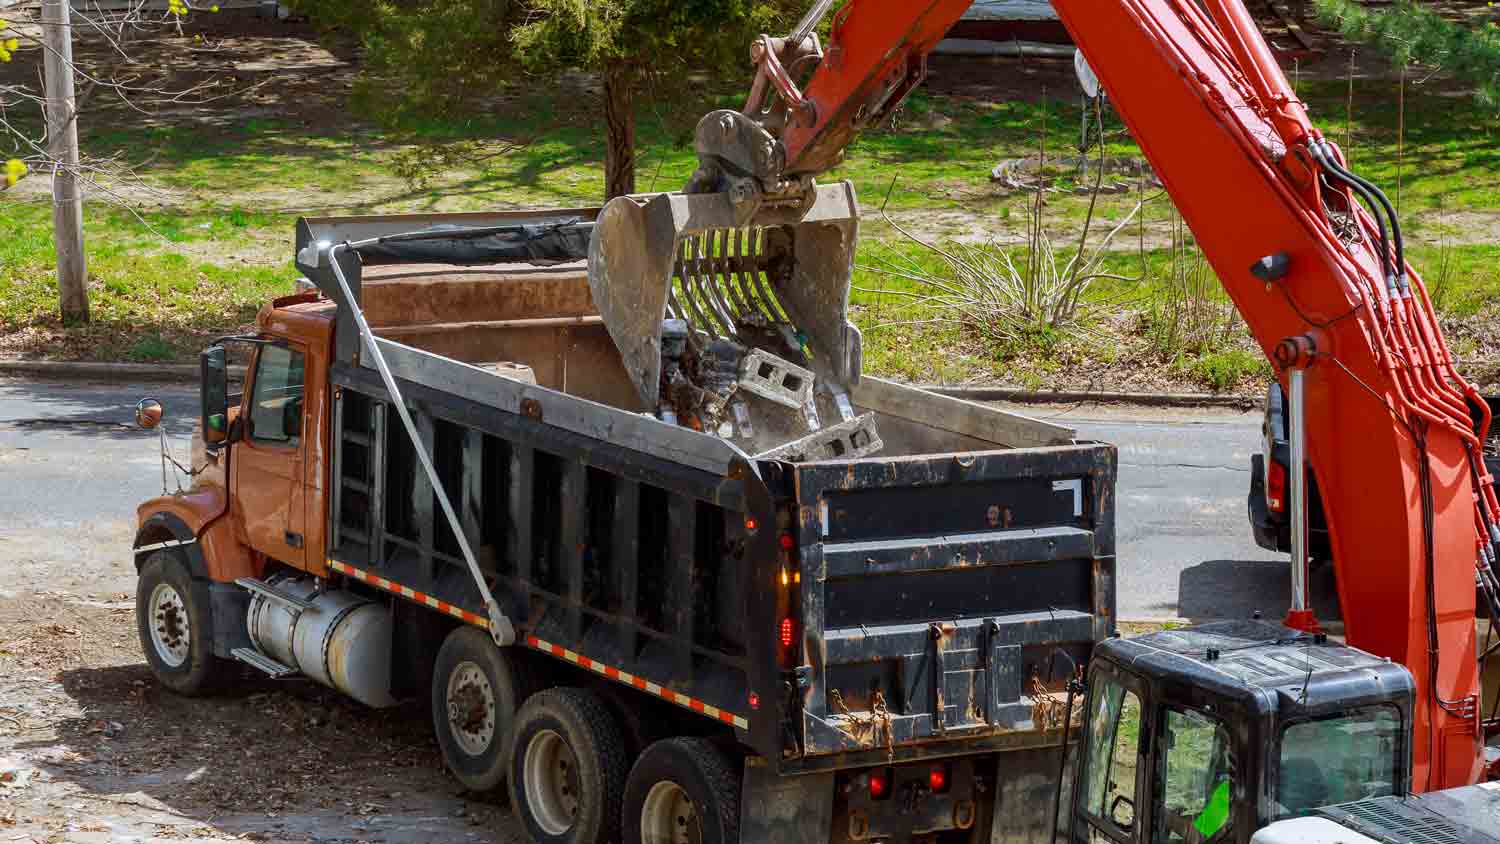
top-left (587, 183), bottom-right (863, 429)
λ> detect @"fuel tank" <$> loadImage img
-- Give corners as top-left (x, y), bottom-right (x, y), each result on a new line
top-left (247, 575), bottom-right (397, 708)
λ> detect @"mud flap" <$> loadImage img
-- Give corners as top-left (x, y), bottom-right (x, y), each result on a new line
top-left (740, 760), bottom-right (834, 844)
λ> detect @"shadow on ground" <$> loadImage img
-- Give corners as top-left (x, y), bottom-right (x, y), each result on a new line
top-left (1177, 558), bottom-right (1342, 622)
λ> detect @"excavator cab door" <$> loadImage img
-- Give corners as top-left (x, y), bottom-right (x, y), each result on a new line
top-left (1076, 665), bottom-right (1149, 844)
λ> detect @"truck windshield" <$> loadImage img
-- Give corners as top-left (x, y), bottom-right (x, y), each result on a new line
top-left (1274, 706), bottom-right (1401, 819)
top-left (1153, 708), bottom-right (1235, 844)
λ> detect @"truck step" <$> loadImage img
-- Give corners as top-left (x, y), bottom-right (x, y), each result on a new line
top-left (235, 577), bottom-right (316, 612)
top-left (231, 647), bottom-right (298, 678)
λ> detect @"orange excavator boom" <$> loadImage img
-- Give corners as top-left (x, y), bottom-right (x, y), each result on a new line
top-left (680, 0), bottom-right (1495, 790)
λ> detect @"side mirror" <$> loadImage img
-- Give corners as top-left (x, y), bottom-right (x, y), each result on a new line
top-left (135, 397), bottom-right (164, 430)
top-left (1109, 794), bottom-right (1136, 831)
top-left (201, 345), bottom-right (230, 445)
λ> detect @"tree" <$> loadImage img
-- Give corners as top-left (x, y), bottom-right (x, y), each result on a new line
top-left (293, 0), bottom-right (794, 200)
top-left (1314, 0), bottom-right (1500, 106)
top-left (510, 1), bottom-right (788, 198)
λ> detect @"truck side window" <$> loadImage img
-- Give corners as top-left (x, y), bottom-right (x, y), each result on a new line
top-left (1154, 708), bottom-right (1234, 844)
top-left (1275, 706), bottom-right (1401, 819)
top-left (1083, 677), bottom-right (1143, 837)
top-left (248, 345), bottom-right (305, 447)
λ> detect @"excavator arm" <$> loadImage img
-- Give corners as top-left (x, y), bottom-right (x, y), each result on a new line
top-left (597, 0), bottom-right (1500, 790)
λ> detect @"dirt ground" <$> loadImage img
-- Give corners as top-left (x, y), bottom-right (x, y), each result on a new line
top-left (0, 571), bottom-right (525, 843)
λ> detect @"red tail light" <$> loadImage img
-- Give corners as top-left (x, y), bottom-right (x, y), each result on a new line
top-left (780, 617), bottom-right (795, 648)
top-left (929, 763), bottom-right (949, 793)
top-left (1267, 458), bottom-right (1287, 513)
top-left (868, 769), bottom-right (890, 800)
top-left (779, 532), bottom-right (796, 551)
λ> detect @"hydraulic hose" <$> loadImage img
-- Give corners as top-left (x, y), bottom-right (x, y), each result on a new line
top-left (1309, 142), bottom-right (1394, 291)
top-left (1317, 141), bottom-right (1407, 290)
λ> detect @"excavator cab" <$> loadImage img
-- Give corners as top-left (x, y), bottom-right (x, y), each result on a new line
top-left (1073, 621), bottom-right (1412, 844)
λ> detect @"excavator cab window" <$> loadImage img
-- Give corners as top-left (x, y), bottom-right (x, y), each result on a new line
top-left (1154, 708), bottom-right (1235, 844)
top-left (1272, 706), bottom-right (1403, 819)
top-left (1080, 671), bottom-right (1146, 843)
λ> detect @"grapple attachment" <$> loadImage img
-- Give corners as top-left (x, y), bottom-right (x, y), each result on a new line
top-left (587, 182), bottom-right (862, 416)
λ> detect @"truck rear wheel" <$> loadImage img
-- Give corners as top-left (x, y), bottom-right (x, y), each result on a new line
top-left (431, 626), bottom-right (527, 792)
top-left (623, 737), bottom-right (741, 844)
top-left (508, 687), bottom-right (626, 844)
top-left (135, 550), bottom-right (225, 695)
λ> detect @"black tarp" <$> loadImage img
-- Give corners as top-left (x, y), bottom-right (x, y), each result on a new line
top-left (354, 220), bottom-right (594, 266)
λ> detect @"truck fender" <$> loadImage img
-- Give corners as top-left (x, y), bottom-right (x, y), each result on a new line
top-left (133, 509), bottom-right (210, 579)
top-left (134, 497), bottom-right (255, 658)
top-left (134, 488), bottom-right (256, 584)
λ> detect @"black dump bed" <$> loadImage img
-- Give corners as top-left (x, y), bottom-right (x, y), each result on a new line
top-left (300, 210), bottom-right (1117, 775)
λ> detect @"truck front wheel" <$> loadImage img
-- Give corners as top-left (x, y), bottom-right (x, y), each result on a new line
top-left (623, 737), bottom-right (741, 844)
top-left (431, 626), bottom-right (527, 792)
top-left (135, 550), bottom-right (225, 695)
top-left (509, 687), bottom-right (626, 844)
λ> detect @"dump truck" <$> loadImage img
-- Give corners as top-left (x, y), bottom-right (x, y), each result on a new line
top-left (132, 200), bottom-right (1118, 844)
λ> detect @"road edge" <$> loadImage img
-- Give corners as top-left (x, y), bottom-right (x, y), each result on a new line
top-left (925, 385), bottom-right (1260, 409)
top-left (0, 360), bottom-right (245, 383)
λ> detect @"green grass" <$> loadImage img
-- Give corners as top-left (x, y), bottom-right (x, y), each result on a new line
top-left (0, 201), bottom-right (289, 361)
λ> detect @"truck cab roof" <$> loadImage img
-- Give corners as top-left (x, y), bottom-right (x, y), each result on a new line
top-left (256, 293), bottom-right (336, 344)
top-left (1094, 619), bottom-right (1416, 722)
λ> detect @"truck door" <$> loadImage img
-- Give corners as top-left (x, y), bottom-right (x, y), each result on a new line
top-left (233, 342), bottom-right (308, 567)
top-left (1078, 670), bottom-right (1147, 844)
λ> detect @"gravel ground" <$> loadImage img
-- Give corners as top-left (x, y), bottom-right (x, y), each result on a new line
top-left (0, 567), bottom-right (526, 844)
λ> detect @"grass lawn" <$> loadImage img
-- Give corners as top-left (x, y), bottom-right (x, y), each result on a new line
top-left (5, 19), bottom-right (1500, 393)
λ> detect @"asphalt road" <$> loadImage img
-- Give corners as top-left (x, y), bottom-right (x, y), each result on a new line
top-left (0, 377), bottom-right (1334, 621)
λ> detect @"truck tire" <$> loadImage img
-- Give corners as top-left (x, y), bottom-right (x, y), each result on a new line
top-left (509, 687), bottom-right (627, 844)
top-left (135, 550), bottom-right (226, 696)
top-left (623, 737), bottom-right (741, 844)
top-left (431, 626), bottom-right (528, 792)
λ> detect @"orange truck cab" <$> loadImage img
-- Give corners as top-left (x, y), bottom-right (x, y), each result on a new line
top-left (132, 294), bottom-right (335, 691)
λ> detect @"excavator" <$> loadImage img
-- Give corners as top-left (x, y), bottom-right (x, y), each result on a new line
top-left (582, 0), bottom-right (1500, 840)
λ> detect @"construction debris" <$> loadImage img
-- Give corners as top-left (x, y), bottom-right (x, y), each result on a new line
top-left (651, 317), bottom-right (884, 462)
top-left (756, 413), bottom-right (884, 462)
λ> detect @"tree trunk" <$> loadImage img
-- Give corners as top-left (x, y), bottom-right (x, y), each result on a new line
top-left (42, 0), bottom-right (89, 324)
top-left (603, 64), bottom-right (637, 200)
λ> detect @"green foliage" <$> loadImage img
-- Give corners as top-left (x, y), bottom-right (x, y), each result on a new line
top-left (127, 334), bottom-right (178, 362)
top-left (510, 0), bottom-right (785, 77)
top-left (288, 0), bottom-right (523, 127)
top-left (1180, 349), bottom-right (1269, 393)
top-left (1313, 0), bottom-right (1500, 106)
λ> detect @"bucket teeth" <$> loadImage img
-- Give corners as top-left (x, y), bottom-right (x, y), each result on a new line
top-left (586, 184), bottom-right (860, 410)
top-left (738, 348), bottom-right (814, 409)
top-left (756, 413), bottom-right (883, 462)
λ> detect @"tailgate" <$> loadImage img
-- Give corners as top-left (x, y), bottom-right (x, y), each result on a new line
top-left (788, 443), bottom-right (1116, 758)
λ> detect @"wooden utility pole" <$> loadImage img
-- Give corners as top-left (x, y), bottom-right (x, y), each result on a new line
top-left (41, 0), bottom-right (89, 323)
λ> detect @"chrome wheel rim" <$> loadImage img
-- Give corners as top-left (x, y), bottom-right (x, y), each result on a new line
top-left (445, 661), bottom-right (496, 757)
top-left (641, 780), bottom-right (700, 844)
top-left (148, 582), bottom-right (190, 668)
top-left (523, 729), bottom-right (580, 836)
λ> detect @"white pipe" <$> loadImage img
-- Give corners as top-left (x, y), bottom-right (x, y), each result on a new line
top-left (1289, 368), bottom-right (1309, 615)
